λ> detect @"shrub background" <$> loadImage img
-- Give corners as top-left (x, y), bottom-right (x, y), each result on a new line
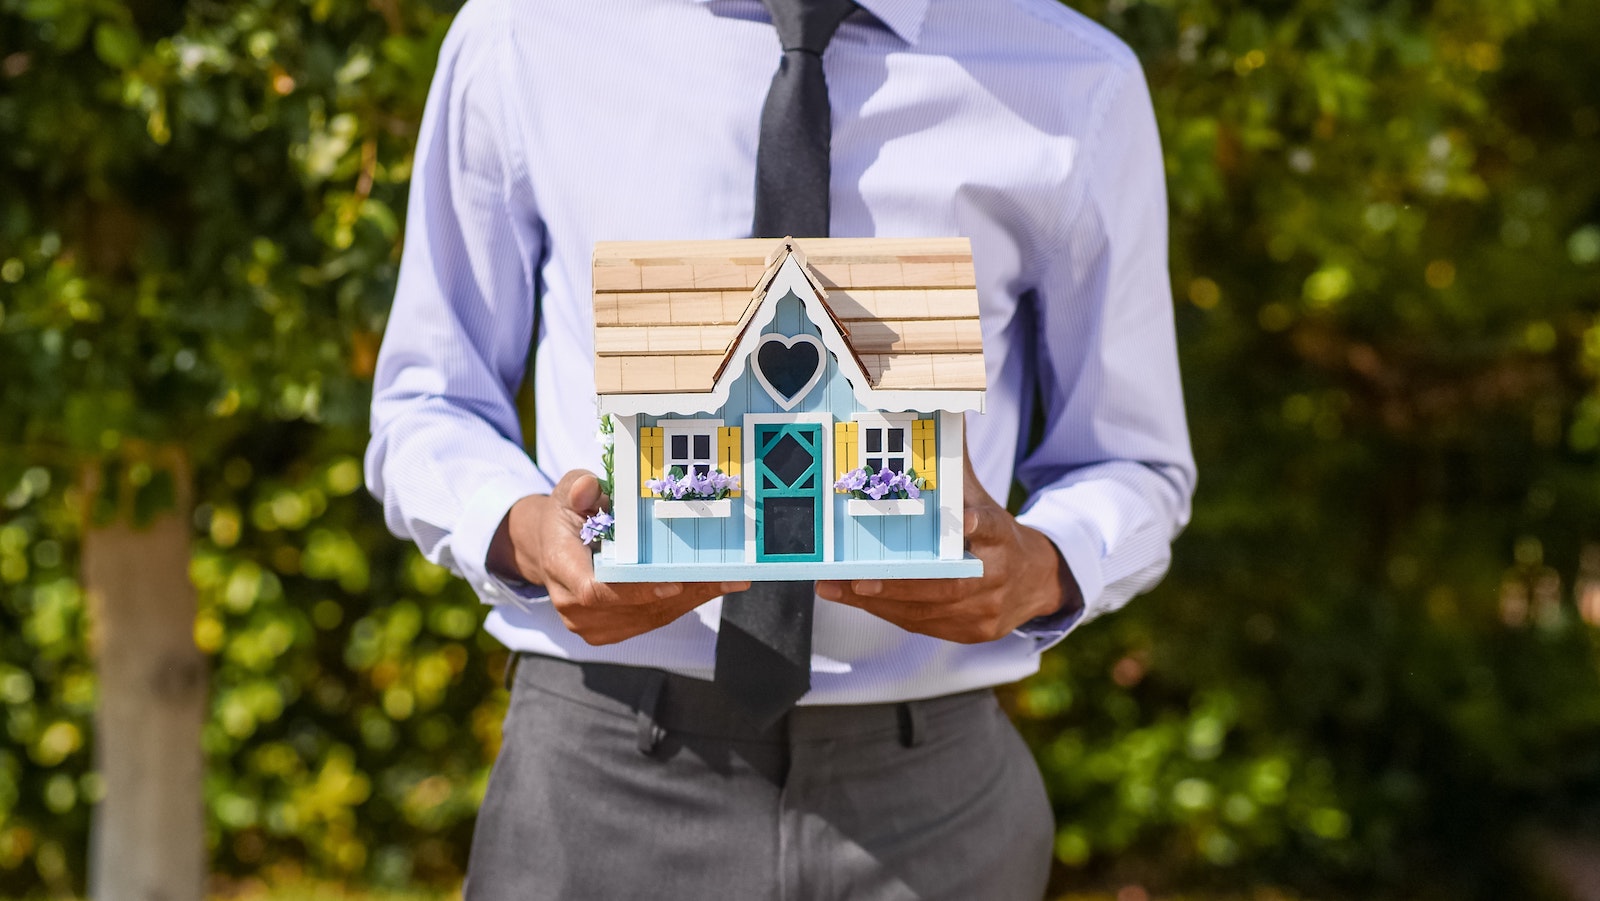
top-left (2, 0), bottom-right (1598, 897)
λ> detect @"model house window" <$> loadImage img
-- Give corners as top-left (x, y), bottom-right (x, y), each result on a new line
top-left (862, 425), bottom-right (908, 474)
top-left (855, 414), bottom-right (915, 475)
top-left (663, 421), bottom-right (720, 476)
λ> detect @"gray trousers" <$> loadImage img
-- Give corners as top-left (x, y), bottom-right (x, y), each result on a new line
top-left (465, 653), bottom-right (1054, 901)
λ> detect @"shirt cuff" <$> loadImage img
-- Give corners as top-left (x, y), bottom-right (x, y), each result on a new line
top-left (1010, 510), bottom-right (1105, 649)
top-left (452, 472), bottom-right (555, 611)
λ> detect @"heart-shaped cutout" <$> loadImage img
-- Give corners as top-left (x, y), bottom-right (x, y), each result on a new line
top-left (753, 334), bottom-right (824, 411)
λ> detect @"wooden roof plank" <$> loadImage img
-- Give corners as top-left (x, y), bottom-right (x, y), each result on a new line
top-left (592, 266), bottom-right (642, 292)
top-left (691, 263), bottom-right (749, 289)
top-left (640, 265), bottom-right (696, 292)
top-left (661, 291), bottom-right (733, 325)
top-left (594, 357), bottom-right (624, 394)
top-left (924, 288), bottom-right (982, 319)
top-left (926, 354), bottom-right (987, 389)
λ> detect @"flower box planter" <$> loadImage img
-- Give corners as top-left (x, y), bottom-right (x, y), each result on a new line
top-left (653, 498), bottom-right (733, 519)
top-left (846, 498), bottom-right (925, 517)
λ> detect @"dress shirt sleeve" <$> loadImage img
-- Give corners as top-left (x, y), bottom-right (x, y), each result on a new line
top-left (365, 11), bottom-right (555, 604)
top-left (1012, 61), bottom-right (1197, 646)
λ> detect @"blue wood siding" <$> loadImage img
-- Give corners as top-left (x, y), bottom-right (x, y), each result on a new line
top-left (636, 292), bottom-right (943, 567)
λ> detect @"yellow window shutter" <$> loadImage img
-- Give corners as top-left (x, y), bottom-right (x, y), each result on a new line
top-left (912, 418), bottom-right (936, 489)
top-left (834, 421), bottom-right (858, 490)
top-left (718, 427), bottom-right (742, 496)
top-left (639, 427), bottom-right (663, 497)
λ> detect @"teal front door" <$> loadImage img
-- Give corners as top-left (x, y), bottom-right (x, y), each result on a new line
top-left (753, 423), bottom-right (825, 562)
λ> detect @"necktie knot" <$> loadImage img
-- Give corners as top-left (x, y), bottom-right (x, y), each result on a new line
top-left (761, 0), bottom-right (860, 55)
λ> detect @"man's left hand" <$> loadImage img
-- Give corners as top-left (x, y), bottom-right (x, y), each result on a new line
top-left (816, 455), bottom-right (1083, 644)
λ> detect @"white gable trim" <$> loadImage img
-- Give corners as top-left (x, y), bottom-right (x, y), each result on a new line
top-left (596, 253), bottom-right (985, 417)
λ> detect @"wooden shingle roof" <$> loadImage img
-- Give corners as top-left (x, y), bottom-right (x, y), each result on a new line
top-left (592, 238), bottom-right (986, 396)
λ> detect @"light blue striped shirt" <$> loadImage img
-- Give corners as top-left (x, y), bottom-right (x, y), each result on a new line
top-left (366, 0), bottom-right (1196, 704)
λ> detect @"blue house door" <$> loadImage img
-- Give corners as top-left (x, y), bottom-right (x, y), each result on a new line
top-left (753, 423), bottom-right (825, 562)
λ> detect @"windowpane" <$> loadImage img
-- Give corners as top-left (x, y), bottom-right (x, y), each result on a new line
top-left (865, 429), bottom-right (882, 453)
top-left (694, 434), bottom-right (711, 459)
top-left (692, 463), bottom-right (711, 477)
top-left (671, 434), bottom-right (689, 459)
top-left (764, 433), bottom-right (812, 486)
top-left (887, 429), bottom-right (904, 453)
top-left (865, 456), bottom-right (884, 472)
top-left (763, 498), bottom-right (816, 556)
top-left (888, 456), bottom-right (905, 473)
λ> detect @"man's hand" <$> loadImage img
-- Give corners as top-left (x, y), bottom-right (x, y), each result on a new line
top-left (815, 455), bottom-right (1082, 643)
top-left (487, 470), bottom-right (750, 646)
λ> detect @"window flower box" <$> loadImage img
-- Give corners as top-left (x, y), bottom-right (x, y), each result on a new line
top-left (846, 498), bottom-right (926, 517)
top-left (653, 498), bottom-right (733, 519)
top-left (834, 465), bottom-right (926, 519)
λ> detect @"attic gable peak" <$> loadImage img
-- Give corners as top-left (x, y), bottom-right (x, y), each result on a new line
top-left (753, 237), bottom-right (828, 304)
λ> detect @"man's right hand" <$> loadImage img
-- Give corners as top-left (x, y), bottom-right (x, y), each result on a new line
top-left (486, 470), bottom-right (750, 646)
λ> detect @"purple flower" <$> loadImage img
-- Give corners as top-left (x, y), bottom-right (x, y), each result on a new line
top-left (649, 468), bottom-right (741, 500)
top-left (704, 472), bottom-right (739, 498)
top-left (580, 511), bottom-right (615, 544)
top-left (835, 468), bottom-right (869, 493)
top-left (836, 464), bottom-right (930, 501)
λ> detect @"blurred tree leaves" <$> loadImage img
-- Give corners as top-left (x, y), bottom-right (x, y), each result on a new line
top-left (2, 0), bottom-right (1599, 898)
top-left (1012, 1), bottom-right (1600, 898)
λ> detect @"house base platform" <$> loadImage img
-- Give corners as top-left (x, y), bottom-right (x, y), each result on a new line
top-left (594, 556), bottom-right (983, 583)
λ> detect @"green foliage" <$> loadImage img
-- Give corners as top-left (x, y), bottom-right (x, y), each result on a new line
top-left (2, 0), bottom-right (1599, 898)
top-left (1011, 0), bottom-right (1600, 897)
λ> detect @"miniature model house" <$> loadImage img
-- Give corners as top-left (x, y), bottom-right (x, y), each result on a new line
top-left (592, 237), bottom-right (986, 583)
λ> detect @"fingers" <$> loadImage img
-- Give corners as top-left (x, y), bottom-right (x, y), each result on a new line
top-left (816, 577), bottom-right (978, 604)
top-left (551, 469), bottom-right (604, 517)
top-left (824, 586), bottom-right (1013, 645)
top-left (548, 568), bottom-right (751, 646)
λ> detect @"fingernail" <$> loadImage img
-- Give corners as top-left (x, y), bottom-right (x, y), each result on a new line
top-left (855, 580), bottom-right (882, 596)
top-left (720, 581), bottom-right (751, 594)
top-left (815, 582), bottom-right (842, 600)
top-left (653, 583), bottom-right (683, 598)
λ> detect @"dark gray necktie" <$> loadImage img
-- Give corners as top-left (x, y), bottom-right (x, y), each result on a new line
top-left (714, 0), bottom-right (858, 729)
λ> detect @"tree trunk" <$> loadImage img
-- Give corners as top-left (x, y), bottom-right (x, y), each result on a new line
top-left (82, 457), bottom-right (206, 901)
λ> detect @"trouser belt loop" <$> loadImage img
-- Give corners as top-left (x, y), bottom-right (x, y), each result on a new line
top-left (897, 700), bottom-right (926, 749)
top-left (636, 670), bottom-right (668, 756)
top-left (503, 651), bottom-right (523, 692)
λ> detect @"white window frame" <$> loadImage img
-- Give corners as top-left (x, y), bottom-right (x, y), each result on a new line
top-left (853, 412), bottom-right (916, 477)
top-left (660, 418), bottom-right (723, 478)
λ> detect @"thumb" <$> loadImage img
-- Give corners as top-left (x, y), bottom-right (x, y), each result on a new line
top-left (960, 440), bottom-right (1008, 544)
top-left (961, 436), bottom-right (999, 509)
top-left (552, 470), bottom-right (604, 517)
top-left (964, 502), bottom-right (1010, 545)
